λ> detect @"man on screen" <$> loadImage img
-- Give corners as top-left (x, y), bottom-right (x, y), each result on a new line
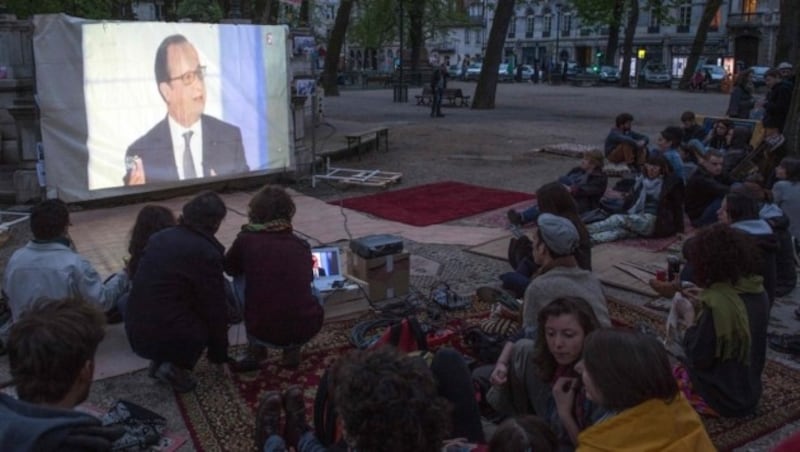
top-left (124, 34), bottom-right (249, 185)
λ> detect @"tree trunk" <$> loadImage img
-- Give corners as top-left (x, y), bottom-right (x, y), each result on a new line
top-left (408, 0), bottom-right (425, 73)
top-left (776, 0), bottom-right (800, 65)
top-left (471, 0), bottom-right (515, 109)
top-left (322, 0), bottom-right (353, 96)
top-left (619, 0), bottom-right (637, 88)
top-left (604, 0), bottom-right (624, 66)
top-left (678, 0), bottom-right (722, 90)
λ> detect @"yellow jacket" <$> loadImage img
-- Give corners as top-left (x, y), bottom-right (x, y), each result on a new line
top-left (577, 395), bottom-right (716, 452)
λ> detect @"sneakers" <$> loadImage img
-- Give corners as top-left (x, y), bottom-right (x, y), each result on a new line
top-left (254, 391), bottom-right (282, 450)
top-left (153, 362), bottom-right (197, 393)
top-left (282, 385), bottom-right (309, 448)
top-left (507, 209), bottom-right (523, 227)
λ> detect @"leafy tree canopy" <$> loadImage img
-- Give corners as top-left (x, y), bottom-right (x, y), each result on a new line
top-left (177, 0), bottom-right (224, 22)
top-left (5, 0), bottom-right (119, 19)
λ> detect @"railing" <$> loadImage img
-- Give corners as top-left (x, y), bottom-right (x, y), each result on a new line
top-left (648, 25), bottom-right (660, 34)
top-left (677, 24), bottom-right (690, 33)
top-left (728, 13), bottom-right (764, 27)
top-left (542, 30), bottom-right (551, 38)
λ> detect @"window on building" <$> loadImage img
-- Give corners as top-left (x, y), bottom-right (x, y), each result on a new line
top-left (508, 16), bottom-right (516, 39)
top-left (465, 29), bottom-right (470, 44)
top-left (562, 13), bottom-right (572, 36)
top-left (475, 29), bottom-right (481, 44)
top-left (543, 14), bottom-right (552, 37)
top-left (743, 0), bottom-right (758, 14)
top-left (677, 1), bottom-right (691, 32)
top-left (526, 15), bottom-right (535, 38)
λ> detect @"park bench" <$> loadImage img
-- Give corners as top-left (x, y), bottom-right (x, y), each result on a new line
top-left (344, 127), bottom-right (389, 160)
top-left (414, 87), bottom-right (471, 107)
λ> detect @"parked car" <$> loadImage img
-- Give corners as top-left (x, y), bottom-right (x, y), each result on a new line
top-left (498, 63), bottom-right (514, 82)
top-left (598, 65), bottom-right (620, 83)
top-left (447, 64), bottom-right (461, 79)
top-left (465, 63), bottom-right (482, 81)
top-left (519, 64), bottom-right (534, 80)
top-left (642, 62), bottom-right (671, 87)
top-left (700, 65), bottom-right (727, 83)
top-left (567, 66), bottom-right (600, 85)
top-left (750, 65), bottom-right (770, 87)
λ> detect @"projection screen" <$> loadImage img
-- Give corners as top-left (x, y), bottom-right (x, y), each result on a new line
top-left (33, 14), bottom-right (293, 202)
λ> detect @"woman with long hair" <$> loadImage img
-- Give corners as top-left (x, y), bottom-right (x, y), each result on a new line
top-left (574, 329), bottom-right (715, 451)
top-left (587, 155), bottom-right (684, 244)
top-left (727, 69), bottom-right (755, 119)
top-left (487, 297), bottom-right (604, 450)
top-left (126, 205), bottom-right (176, 278)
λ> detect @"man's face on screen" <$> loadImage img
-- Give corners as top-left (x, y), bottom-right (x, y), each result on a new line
top-left (161, 42), bottom-right (206, 127)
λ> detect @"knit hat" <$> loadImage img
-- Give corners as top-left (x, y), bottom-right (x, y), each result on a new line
top-left (778, 62), bottom-right (793, 70)
top-left (537, 213), bottom-right (579, 255)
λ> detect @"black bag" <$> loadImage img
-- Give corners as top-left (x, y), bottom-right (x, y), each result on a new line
top-left (100, 400), bottom-right (166, 451)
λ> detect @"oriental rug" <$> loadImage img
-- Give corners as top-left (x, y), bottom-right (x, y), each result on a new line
top-left (175, 297), bottom-right (800, 452)
top-left (328, 181), bottom-right (534, 227)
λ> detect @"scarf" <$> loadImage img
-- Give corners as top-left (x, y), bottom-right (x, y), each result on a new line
top-left (627, 175), bottom-right (663, 214)
top-left (697, 275), bottom-right (763, 364)
top-left (241, 218), bottom-right (292, 233)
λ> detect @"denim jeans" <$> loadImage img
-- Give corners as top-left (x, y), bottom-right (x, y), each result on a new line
top-left (263, 432), bottom-right (327, 452)
top-left (519, 205), bottom-right (541, 224)
top-left (587, 213), bottom-right (656, 244)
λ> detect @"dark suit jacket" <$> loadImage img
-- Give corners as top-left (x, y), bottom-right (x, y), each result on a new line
top-left (125, 114), bottom-right (249, 184)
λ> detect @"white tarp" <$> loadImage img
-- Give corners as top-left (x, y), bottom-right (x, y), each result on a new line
top-left (33, 14), bottom-right (293, 202)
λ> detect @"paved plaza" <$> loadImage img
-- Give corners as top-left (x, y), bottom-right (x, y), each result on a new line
top-left (3, 82), bottom-right (799, 450)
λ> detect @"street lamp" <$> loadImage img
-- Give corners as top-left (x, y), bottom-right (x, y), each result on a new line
top-left (393, 0), bottom-right (407, 102)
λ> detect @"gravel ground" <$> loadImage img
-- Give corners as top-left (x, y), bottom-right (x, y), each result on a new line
top-left (3, 83), bottom-right (798, 450)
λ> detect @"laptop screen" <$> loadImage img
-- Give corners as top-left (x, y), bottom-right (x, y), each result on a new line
top-left (311, 247), bottom-right (342, 279)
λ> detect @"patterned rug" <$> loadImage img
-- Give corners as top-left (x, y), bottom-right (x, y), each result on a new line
top-left (175, 297), bottom-right (800, 452)
top-left (607, 296), bottom-right (800, 451)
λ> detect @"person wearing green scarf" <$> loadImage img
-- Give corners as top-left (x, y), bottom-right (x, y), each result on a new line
top-left (679, 224), bottom-right (769, 418)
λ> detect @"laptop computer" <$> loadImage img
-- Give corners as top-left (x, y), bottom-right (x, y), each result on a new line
top-left (311, 246), bottom-right (345, 291)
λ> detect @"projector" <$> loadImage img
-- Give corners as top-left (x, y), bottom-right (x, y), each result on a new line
top-left (350, 234), bottom-right (404, 259)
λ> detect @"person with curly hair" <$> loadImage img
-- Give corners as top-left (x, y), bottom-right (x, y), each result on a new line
top-left (675, 224), bottom-right (769, 418)
top-left (224, 185), bottom-right (323, 370)
top-left (489, 415), bottom-right (558, 452)
top-left (574, 329), bottom-right (714, 451)
top-left (486, 297), bottom-right (605, 450)
top-left (255, 347), bottom-right (453, 452)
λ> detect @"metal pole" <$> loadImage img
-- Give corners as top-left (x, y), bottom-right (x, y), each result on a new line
top-left (399, 0), bottom-right (404, 87)
top-left (555, 7), bottom-right (560, 80)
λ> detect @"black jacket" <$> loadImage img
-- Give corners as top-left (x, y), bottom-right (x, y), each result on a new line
top-left (763, 80), bottom-right (793, 131)
top-left (685, 166), bottom-right (730, 221)
top-left (560, 167), bottom-right (608, 213)
top-left (125, 224), bottom-right (230, 368)
top-left (652, 173), bottom-right (685, 238)
top-left (682, 281), bottom-right (769, 418)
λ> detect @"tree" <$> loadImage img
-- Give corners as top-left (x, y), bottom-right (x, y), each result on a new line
top-left (776, 0), bottom-right (800, 66)
top-left (677, 0), bottom-right (722, 90)
top-left (618, 0), bottom-right (637, 87)
top-left (177, 0), bottom-right (224, 22)
top-left (322, 0), bottom-right (354, 96)
top-left (471, 0), bottom-right (514, 109)
top-left (604, 0), bottom-right (624, 65)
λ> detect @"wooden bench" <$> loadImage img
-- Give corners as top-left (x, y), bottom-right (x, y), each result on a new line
top-left (415, 87), bottom-right (471, 107)
top-left (344, 127), bottom-right (389, 160)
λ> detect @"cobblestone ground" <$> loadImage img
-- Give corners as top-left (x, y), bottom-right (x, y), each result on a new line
top-left (4, 83), bottom-right (799, 450)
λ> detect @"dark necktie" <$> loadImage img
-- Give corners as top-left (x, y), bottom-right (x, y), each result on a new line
top-left (182, 131), bottom-right (196, 179)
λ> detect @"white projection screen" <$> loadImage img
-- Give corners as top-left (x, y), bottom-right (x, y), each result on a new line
top-left (33, 14), bottom-right (293, 202)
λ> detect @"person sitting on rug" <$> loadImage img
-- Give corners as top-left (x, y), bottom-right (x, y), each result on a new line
top-left (0, 297), bottom-right (126, 450)
top-left (680, 111), bottom-right (706, 146)
top-left (672, 224), bottom-right (768, 418)
top-left (1, 199), bottom-right (129, 344)
top-left (483, 297), bottom-right (606, 450)
top-left (255, 347), bottom-right (453, 452)
top-left (224, 185), bottom-right (324, 371)
top-left (773, 156), bottom-right (800, 251)
top-left (502, 184), bottom-right (593, 298)
top-left (574, 329), bottom-right (715, 451)
top-left (507, 150), bottom-right (608, 226)
top-left (117, 205), bottom-right (177, 320)
top-left (586, 155), bottom-right (684, 244)
top-left (125, 191), bottom-right (233, 393)
top-left (604, 113), bottom-right (649, 168)
top-left (655, 126), bottom-right (686, 182)
top-left (489, 416), bottom-right (558, 452)
top-left (721, 127), bottom-right (754, 180)
top-left (684, 150), bottom-right (730, 228)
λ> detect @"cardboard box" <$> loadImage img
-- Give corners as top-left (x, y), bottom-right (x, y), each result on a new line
top-left (348, 250), bottom-right (410, 301)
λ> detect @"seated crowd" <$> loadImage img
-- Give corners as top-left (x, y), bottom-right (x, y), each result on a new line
top-left (1, 95), bottom-right (798, 449)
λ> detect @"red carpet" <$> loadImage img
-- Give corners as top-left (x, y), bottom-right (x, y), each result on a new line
top-left (330, 181), bottom-right (535, 227)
